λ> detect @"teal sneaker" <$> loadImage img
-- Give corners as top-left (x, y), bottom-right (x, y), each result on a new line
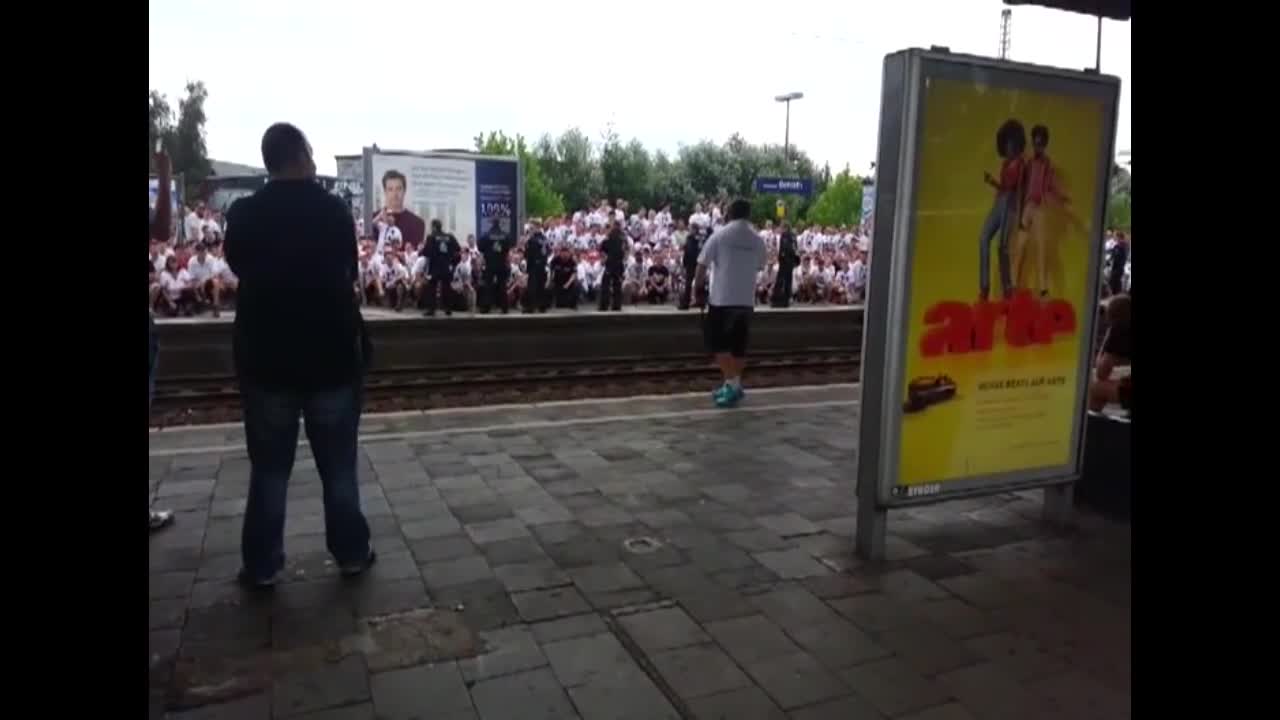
top-left (715, 385), bottom-right (744, 408)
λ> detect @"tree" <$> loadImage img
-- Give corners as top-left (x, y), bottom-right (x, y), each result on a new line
top-left (148, 81), bottom-right (212, 198)
top-left (1106, 164), bottom-right (1131, 232)
top-left (535, 129), bottom-right (602, 211)
top-left (600, 134), bottom-right (654, 210)
top-left (474, 130), bottom-right (566, 219)
top-left (807, 168), bottom-right (863, 228)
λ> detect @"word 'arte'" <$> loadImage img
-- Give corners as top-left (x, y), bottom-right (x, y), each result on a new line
top-left (920, 291), bottom-right (1077, 357)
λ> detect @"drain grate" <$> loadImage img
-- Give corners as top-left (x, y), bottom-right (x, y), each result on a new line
top-left (622, 536), bottom-right (663, 554)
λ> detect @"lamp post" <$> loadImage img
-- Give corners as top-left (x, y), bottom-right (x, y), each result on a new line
top-left (775, 92), bottom-right (804, 164)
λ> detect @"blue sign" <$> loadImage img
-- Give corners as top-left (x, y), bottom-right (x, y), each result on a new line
top-left (754, 177), bottom-right (813, 196)
top-left (475, 159), bottom-right (519, 239)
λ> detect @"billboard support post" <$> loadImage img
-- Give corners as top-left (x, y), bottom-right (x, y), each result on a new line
top-left (854, 48), bottom-right (1120, 560)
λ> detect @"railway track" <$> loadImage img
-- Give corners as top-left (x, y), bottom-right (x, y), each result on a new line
top-left (151, 349), bottom-right (861, 427)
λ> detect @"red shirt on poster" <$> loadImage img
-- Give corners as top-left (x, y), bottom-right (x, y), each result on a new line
top-left (999, 156), bottom-right (1025, 193)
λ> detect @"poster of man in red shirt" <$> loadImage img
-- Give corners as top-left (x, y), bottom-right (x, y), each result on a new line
top-left (977, 119), bottom-right (1027, 301)
top-left (372, 170), bottom-right (426, 249)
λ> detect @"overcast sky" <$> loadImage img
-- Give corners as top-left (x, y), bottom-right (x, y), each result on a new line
top-left (149, 0), bottom-right (1130, 177)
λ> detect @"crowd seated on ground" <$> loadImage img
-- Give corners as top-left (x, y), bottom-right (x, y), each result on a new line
top-left (150, 198), bottom-right (873, 317)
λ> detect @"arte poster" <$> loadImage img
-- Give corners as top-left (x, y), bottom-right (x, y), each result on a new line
top-left (896, 76), bottom-right (1107, 489)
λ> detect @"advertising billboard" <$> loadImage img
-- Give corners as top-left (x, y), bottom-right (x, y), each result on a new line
top-left (857, 49), bottom-right (1119, 520)
top-left (363, 149), bottom-right (522, 246)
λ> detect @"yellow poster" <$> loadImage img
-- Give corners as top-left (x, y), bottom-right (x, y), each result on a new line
top-left (897, 76), bottom-right (1107, 487)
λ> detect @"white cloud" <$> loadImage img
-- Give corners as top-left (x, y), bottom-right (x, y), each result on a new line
top-left (149, 0), bottom-right (1129, 177)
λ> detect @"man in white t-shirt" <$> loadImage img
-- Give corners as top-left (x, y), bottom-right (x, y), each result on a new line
top-left (694, 199), bottom-right (766, 408)
top-left (183, 204), bottom-right (207, 247)
top-left (186, 243), bottom-right (225, 317)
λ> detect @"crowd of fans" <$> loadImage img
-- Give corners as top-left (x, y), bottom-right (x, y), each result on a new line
top-left (149, 196), bottom-right (1130, 319)
top-left (149, 198), bottom-right (872, 317)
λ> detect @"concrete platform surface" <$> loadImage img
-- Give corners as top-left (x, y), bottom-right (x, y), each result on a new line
top-left (154, 303), bottom-right (857, 325)
top-left (149, 386), bottom-right (1131, 720)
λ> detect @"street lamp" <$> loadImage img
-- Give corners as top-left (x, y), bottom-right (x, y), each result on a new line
top-left (775, 92), bottom-right (804, 164)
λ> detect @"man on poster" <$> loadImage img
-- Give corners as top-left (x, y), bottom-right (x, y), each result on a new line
top-left (373, 170), bottom-right (426, 248)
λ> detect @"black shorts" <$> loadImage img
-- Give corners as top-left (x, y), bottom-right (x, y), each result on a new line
top-left (703, 305), bottom-right (753, 358)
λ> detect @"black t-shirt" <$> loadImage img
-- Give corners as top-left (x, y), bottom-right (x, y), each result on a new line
top-left (648, 265), bottom-right (670, 285)
top-left (225, 179), bottom-right (364, 391)
top-left (550, 256), bottom-right (576, 285)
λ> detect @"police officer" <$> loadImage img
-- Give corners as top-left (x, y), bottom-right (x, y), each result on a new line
top-left (478, 219), bottom-right (511, 314)
top-left (423, 219), bottom-right (462, 316)
top-left (771, 222), bottom-right (800, 308)
top-left (678, 225), bottom-right (706, 310)
top-left (598, 220), bottom-right (627, 311)
top-left (523, 220), bottom-right (549, 313)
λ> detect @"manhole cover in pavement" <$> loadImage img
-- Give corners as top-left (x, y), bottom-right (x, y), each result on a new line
top-left (622, 536), bottom-right (663, 554)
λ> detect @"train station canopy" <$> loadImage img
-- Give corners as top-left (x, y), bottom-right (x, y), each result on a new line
top-left (1003, 0), bottom-right (1131, 21)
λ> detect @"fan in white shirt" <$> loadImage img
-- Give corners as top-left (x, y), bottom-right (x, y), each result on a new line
top-left (154, 256), bottom-right (194, 316)
top-left (383, 254), bottom-right (412, 310)
top-left (185, 244), bottom-right (227, 317)
top-left (182, 206), bottom-right (205, 246)
top-left (363, 252), bottom-right (388, 305)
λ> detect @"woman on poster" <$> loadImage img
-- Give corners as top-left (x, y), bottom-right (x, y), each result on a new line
top-left (977, 119), bottom-right (1027, 301)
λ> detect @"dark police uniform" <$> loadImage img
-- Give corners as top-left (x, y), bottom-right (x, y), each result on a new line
top-left (771, 229), bottom-right (799, 307)
top-left (598, 227), bottom-right (626, 311)
top-left (549, 252), bottom-right (578, 309)
top-left (679, 227), bottom-right (706, 310)
top-left (424, 229), bottom-right (462, 316)
top-left (524, 230), bottom-right (549, 313)
top-left (478, 222), bottom-right (511, 313)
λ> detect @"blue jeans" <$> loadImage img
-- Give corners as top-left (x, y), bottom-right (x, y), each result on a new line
top-left (240, 382), bottom-right (371, 580)
top-left (978, 192), bottom-right (1014, 298)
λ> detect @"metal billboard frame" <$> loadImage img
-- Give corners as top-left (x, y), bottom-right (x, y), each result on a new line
top-left (855, 48), bottom-right (1121, 560)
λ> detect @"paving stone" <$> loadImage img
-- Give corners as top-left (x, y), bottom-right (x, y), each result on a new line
top-left (938, 574), bottom-right (1021, 610)
top-left (493, 561), bottom-right (572, 593)
top-left (452, 502), bottom-right (515, 524)
top-left (460, 626), bottom-right (549, 682)
top-left (272, 603), bottom-right (357, 652)
top-left (532, 522), bottom-right (587, 546)
top-left (576, 504), bottom-right (636, 528)
top-left (801, 574), bottom-right (874, 600)
top-left (150, 570), bottom-right (195, 601)
top-left (516, 505), bottom-right (575, 526)
top-left (936, 662), bottom-right (1041, 720)
top-left (830, 593), bottom-right (924, 633)
top-left (751, 549), bottom-right (833, 580)
top-left (468, 667), bottom-right (579, 720)
top-left (867, 625), bottom-right (977, 677)
top-left (585, 588), bottom-right (658, 611)
top-left (617, 607), bottom-right (709, 653)
top-left (568, 563), bottom-right (645, 595)
top-left (1025, 670), bottom-right (1130, 720)
top-left (478, 537), bottom-right (549, 565)
top-left (432, 580), bottom-right (522, 632)
top-left (784, 619), bottom-right (892, 670)
top-left (743, 651), bottom-right (849, 710)
top-left (649, 644), bottom-right (754, 701)
top-left (686, 687), bottom-right (787, 720)
top-left (370, 661), bottom-right (473, 719)
top-left (710, 565), bottom-right (780, 591)
top-left (748, 585), bottom-right (843, 633)
top-left (868, 569), bottom-right (953, 603)
top-left (422, 556), bottom-right (495, 590)
top-left (272, 655), bottom-right (371, 718)
top-left (466, 518), bottom-right (532, 545)
top-left (531, 614), bottom-right (609, 645)
top-left (895, 703), bottom-right (978, 720)
top-left (634, 509), bottom-right (692, 528)
top-left (565, 666), bottom-right (680, 720)
top-left (911, 599), bottom-right (1008, 640)
top-left (409, 535), bottom-right (479, 564)
top-left (511, 587), bottom-right (592, 622)
top-left (349, 578), bottom-right (433, 618)
top-left (165, 694), bottom-right (271, 719)
top-left (703, 615), bottom-right (799, 666)
top-left (903, 554), bottom-right (976, 581)
top-left (150, 598), bottom-right (187, 631)
top-left (401, 515), bottom-right (463, 541)
top-left (786, 694), bottom-right (886, 720)
top-left (755, 513), bottom-right (823, 538)
top-left (963, 631), bottom-right (1068, 682)
top-left (724, 529), bottom-right (791, 553)
top-left (541, 632), bottom-right (634, 687)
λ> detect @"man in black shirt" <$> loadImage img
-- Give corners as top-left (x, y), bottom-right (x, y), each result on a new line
top-left (523, 220), bottom-right (549, 313)
top-left (772, 223), bottom-right (799, 307)
top-left (647, 257), bottom-right (671, 304)
top-left (549, 245), bottom-right (579, 309)
top-left (224, 123), bottom-right (375, 587)
top-left (598, 221), bottom-right (627, 311)
top-left (478, 219), bottom-right (511, 314)
top-left (678, 226), bottom-right (705, 310)
top-left (1106, 233), bottom-right (1128, 297)
top-left (423, 219), bottom-right (462, 317)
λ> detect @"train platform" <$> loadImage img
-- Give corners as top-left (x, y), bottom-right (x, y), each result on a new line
top-left (153, 304), bottom-right (857, 325)
top-left (149, 385), bottom-right (1130, 720)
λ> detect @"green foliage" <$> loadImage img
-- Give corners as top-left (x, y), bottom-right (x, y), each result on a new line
top-left (807, 168), bottom-right (863, 228)
top-left (1106, 164), bottom-right (1131, 232)
top-left (535, 129), bottom-right (603, 212)
top-left (473, 130), bottom-right (565, 219)
top-left (148, 82), bottom-right (212, 200)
